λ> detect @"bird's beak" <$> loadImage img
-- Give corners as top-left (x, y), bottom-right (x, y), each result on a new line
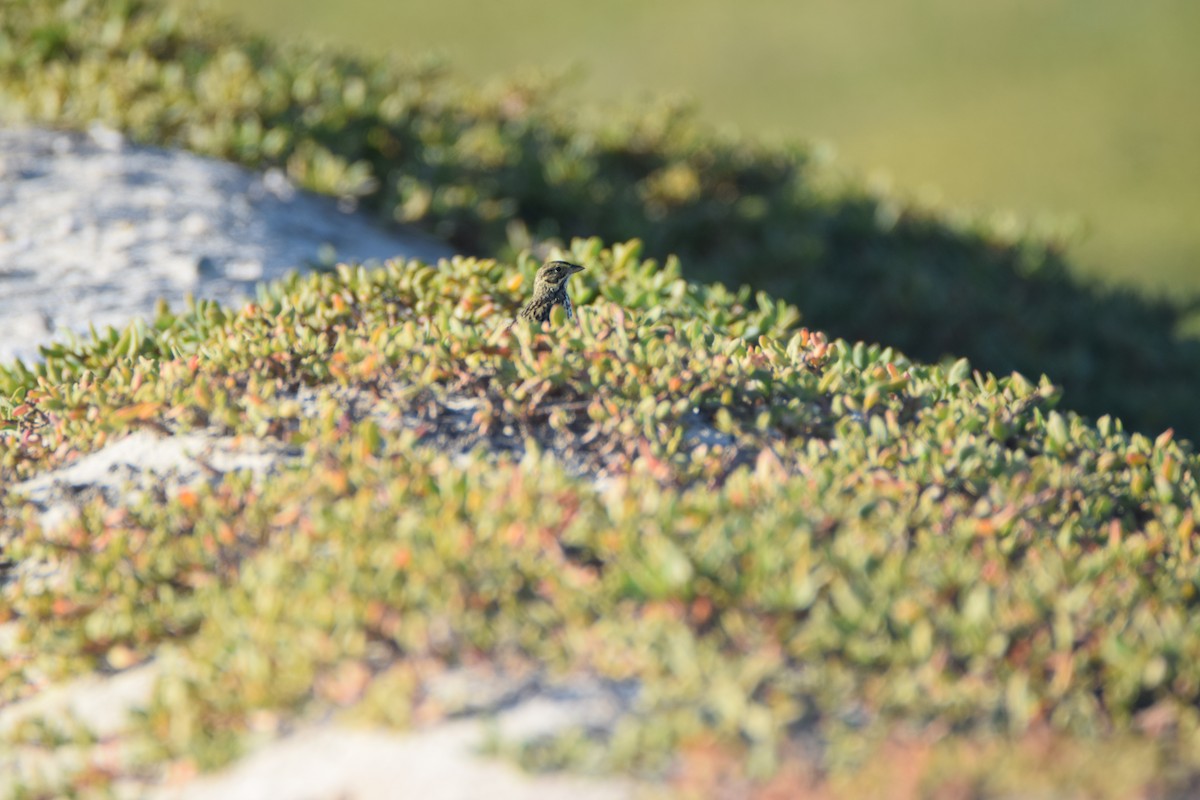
top-left (569, 264), bottom-right (585, 274)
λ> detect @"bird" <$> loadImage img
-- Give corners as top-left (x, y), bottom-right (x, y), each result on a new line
top-left (517, 260), bottom-right (586, 324)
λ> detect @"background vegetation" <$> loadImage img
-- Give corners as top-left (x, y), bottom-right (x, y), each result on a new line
top-left (209, 0), bottom-right (1200, 293)
top-left (3, 0), bottom-right (1197, 441)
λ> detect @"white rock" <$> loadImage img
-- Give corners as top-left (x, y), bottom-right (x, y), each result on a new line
top-left (0, 127), bottom-right (451, 364)
top-left (158, 725), bottom-right (633, 800)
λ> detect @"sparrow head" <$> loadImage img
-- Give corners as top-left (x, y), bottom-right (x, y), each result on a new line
top-left (533, 260), bottom-right (585, 291)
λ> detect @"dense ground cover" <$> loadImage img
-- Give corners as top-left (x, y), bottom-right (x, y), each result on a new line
top-left (3, 0), bottom-right (1200, 440)
top-left (3, 242), bottom-right (1200, 796)
top-left (5, 0), bottom-right (1200, 794)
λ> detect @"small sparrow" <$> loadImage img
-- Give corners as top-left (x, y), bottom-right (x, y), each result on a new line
top-left (518, 260), bottom-right (586, 324)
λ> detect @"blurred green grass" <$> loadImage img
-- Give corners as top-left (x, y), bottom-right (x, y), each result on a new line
top-left (209, 0), bottom-right (1200, 292)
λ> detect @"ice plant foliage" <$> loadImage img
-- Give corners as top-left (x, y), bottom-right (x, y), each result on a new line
top-left (1, 240), bottom-right (1200, 795)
